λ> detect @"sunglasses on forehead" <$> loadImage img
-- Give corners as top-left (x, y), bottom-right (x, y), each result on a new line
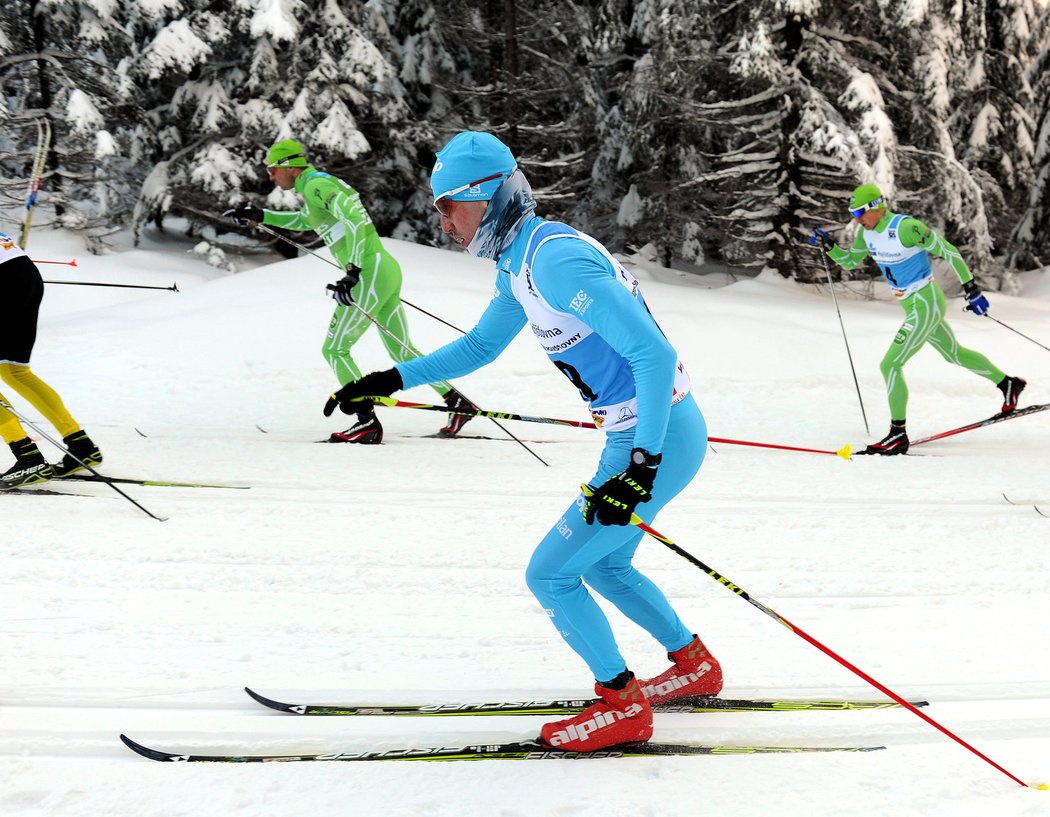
top-left (434, 172), bottom-right (506, 215)
top-left (849, 197), bottom-right (884, 218)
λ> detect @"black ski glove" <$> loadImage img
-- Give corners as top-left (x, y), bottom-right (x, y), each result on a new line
top-left (583, 448), bottom-right (661, 526)
top-left (323, 368), bottom-right (403, 417)
top-left (326, 264), bottom-right (362, 306)
top-left (223, 203), bottom-right (263, 227)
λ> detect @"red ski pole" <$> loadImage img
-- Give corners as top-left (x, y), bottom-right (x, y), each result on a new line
top-left (32, 258), bottom-right (77, 266)
top-left (372, 397), bottom-right (852, 458)
top-left (604, 493), bottom-right (1045, 790)
top-left (708, 434), bottom-right (850, 459)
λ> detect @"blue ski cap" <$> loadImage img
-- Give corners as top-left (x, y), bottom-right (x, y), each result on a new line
top-left (431, 132), bottom-right (517, 204)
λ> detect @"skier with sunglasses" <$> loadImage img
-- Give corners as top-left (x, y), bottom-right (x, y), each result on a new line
top-left (811, 184), bottom-right (1026, 455)
top-left (322, 131), bottom-right (722, 751)
top-left (225, 139), bottom-right (475, 442)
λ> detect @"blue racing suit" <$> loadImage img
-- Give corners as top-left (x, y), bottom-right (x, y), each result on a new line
top-left (397, 214), bottom-right (706, 682)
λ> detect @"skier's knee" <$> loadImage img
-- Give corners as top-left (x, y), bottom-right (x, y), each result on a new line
top-left (0, 363), bottom-right (30, 387)
top-left (582, 563), bottom-right (632, 597)
top-left (879, 357), bottom-right (899, 381)
top-left (525, 560), bottom-right (579, 604)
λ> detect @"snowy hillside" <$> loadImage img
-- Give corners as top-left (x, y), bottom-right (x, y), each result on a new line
top-left (2, 225), bottom-right (1049, 816)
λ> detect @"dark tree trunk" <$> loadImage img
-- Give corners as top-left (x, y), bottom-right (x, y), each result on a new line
top-left (776, 14), bottom-right (806, 279)
top-left (503, 0), bottom-right (519, 142)
top-left (30, 0), bottom-right (60, 214)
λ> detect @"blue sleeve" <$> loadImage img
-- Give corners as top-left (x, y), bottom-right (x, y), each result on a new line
top-left (531, 241), bottom-right (677, 454)
top-left (396, 274), bottom-right (527, 389)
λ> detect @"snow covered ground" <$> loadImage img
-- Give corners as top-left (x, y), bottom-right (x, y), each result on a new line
top-left (2, 222), bottom-right (1049, 816)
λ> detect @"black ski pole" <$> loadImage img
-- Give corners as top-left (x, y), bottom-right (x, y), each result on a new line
top-left (247, 222), bottom-right (546, 465)
top-left (0, 397), bottom-right (167, 521)
top-left (983, 314), bottom-right (1050, 354)
top-left (817, 248), bottom-right (870, 434)
top-left (175, 203), bottom-right (465, 333)
top-left (252, 222), bottom-right (467, 335)
top-left (43, 280), bottom-right (179, 292)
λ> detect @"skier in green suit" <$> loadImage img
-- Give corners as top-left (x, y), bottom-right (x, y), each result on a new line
top-left (811, 183), bottom-right (1026, 455)
top-left (225, 139), bottom-right (474, 442)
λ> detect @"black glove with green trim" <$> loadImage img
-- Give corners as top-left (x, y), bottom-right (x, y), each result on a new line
top-left (323, 368), bottom-right (403, 417)
top-left (583, 448), bottom-right (660, 526)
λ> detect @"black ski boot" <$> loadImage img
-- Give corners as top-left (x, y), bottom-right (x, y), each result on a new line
top-left (438, 389), bottom-right (477, 437)
top-left (997, 376), bottom-right (1027, 413)
top-left (328, 412), bottom-right (383, 444)
top-left (864, 421), bottom-right (909, 455)
top-left (1, 437), bottom-right (54, 489)
top-left (51, 430), bottom-right (103, 477)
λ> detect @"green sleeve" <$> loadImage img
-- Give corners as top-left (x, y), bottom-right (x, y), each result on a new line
top-left (899, 218), bottom-right (973, 284)
top-left (262, 208), bottom-right (312, 231)
top-left (826, 232), bottom-right (869, 270)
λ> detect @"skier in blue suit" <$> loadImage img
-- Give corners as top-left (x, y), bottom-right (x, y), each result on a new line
top-left (323, 132), bottom-right (721, 751)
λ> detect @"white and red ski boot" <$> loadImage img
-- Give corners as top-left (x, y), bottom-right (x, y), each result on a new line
top-left (540, 671), bottom-right (652, 751)
top-left (638, 635), bottom-right (723, 705)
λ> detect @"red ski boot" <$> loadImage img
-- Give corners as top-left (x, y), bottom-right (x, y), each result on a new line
top-left (638, 635), bottom-right (723, 705)
top-left (540, 671), bottom-right (652, 751)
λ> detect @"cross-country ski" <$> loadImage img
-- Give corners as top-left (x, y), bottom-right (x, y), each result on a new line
top-left (119, 733), bottom-right (886, 763)
top-left (855, 403), bottom-right (1049, 454)
top-left (0, 485), bottom-right (90, 498)
top-left (57, 473), bottom-right (250, 489)
top-left (909, 403), bottom-right (1049, 448)
top-left (243, 686), bottom-right (928, 716)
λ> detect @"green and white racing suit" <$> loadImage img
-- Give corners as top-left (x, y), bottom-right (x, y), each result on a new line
top-left (263, 166), bottom-right (450, 396)
top-left (827, 211), bottom-right (1004, 421)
